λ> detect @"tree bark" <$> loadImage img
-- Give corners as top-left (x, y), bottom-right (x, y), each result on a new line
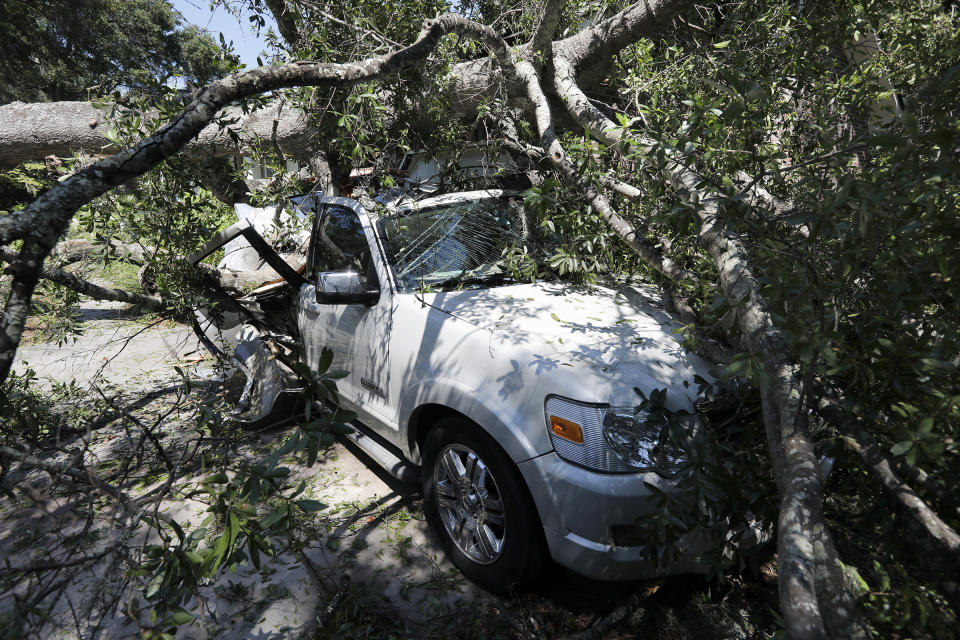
top-left (264, 0), bottom-right (302, 49)
top-left (0, 247), bottom-right (167, 312)
top-left (52, 238), bottom-right (152, 265)
top-left (818, 399), bottom-right (960, 567)
top-left (193, 153), bottom-right (251, 205)
top-left (0, 100), bottom-right (316, 171)
top-left (446, 0), bottom-right (696, 116)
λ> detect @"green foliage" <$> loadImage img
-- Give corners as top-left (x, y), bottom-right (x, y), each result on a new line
top-left (28, 278), bottom-right (86, 345)
top-left (68, 85), bottom-right (254, 322)
top-left (622, 381), bottom-right (776, 581)
top-left (0, 0), bottom-right (239, 103)
top-left (0, 163), bottom-right (58, 212)
top-left (522, 177), bottom-right (615, 282)
top-left (123, 348), bottom-right (352, 636)
top-left (0, 369), bottom-right (103, 445)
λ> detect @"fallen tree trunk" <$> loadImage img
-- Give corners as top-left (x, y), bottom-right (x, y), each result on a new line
top-left (542, 12), bottom-right (869, 635)
top-left (52, 238), bottom-right (153, 265)
top-left (0, 1), bottom-right (690, 167)
top-left (0, 100), bottom-right (316, 171)
top-left (0, 247), bottom-right (167, 313)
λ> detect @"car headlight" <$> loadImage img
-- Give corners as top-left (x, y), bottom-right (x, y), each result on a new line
top-left (545, 395), bottom-right (689, 475)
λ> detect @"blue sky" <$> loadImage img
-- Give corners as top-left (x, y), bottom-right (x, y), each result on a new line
top-left (171, 0), bottom-right (278, 68)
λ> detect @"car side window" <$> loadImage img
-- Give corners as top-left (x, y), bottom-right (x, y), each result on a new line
top-left (311, 205), bottom-right (377, 287)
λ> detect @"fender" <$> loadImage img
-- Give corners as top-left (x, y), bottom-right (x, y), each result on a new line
top-left (397, 376), bottom-right (553, 465)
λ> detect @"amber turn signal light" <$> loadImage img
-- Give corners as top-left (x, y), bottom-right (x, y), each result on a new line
top-left (549, 415), bottom-right (584, 444)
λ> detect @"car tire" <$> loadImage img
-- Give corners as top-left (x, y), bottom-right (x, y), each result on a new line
top-left (421, 416), bottom-right (545, 594)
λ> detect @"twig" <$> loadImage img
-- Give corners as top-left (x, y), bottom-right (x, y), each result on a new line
top-left (318, 574), bottom-right (351, 626)
top-left (556, 585), bottom-right (656, 640)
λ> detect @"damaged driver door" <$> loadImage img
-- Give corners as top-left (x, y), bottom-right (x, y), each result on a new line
top-left (298, 201), bottom-right (395, 431)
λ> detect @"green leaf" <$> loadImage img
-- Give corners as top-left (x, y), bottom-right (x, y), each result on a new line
top-left (919, 358), bottom-right (955, 372)
top-left (890, 441), bottom-right (913, 456)
top-left (248, 536), bottom-right (261, 570)
top-left (144, 573), bottom-right (164, 600)
top-left (203, 472), bottom-right (229, 485)
top-left (713, 40), bottom-right (730, 49)
top-left (317, 347), bottom-right (334, 374)
top-left (295, 499), bottom-right (327, 512)
top-left (162, 608), bottom-right (194, 626)
top-left (289, 480), bottom-right (307, 499)
top-left (259, 506), bottom-right (289, 530)
top-left (228, 512), bottom-right (241, 551)
top-left (876, 338), bottom-right (895, 350)
top-left (332, 409), bottom-right (357, 423)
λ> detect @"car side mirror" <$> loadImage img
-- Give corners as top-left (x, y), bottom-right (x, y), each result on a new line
top-left (315, 271), bottom-right (379, 306)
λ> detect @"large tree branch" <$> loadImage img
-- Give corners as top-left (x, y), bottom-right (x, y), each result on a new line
top-left (553, 40), bottom-right (867, 637)
top-left (0, 247), bottom-right (168, 313)
top-left (0, 14), bottom-right (468, 385)
top-left (445, 0), bottom-right (694, 116)
top-left (264, 0), bottom-right (302, 49)
top-left (0, 100), bottom-right (316, 171)
top-left (559, 0), bottom-right (690, 72)
top-left (817, 398), bottom-right (960, 566)
top-left (53, 238), bottom-right (152, 265)
top-left (691, 177), bottom-right (867, 640)
top-left (531, 0), bottom-right (567, 71)
top-left (554, 54), bottom-right (623, 146)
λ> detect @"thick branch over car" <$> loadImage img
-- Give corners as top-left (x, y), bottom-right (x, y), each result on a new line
top-left (0, 100), bottom-right (317, 171)
top-left (0, 14), bottom-right (474, 384)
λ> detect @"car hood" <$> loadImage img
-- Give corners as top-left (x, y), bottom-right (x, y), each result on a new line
top-left (417, 281), bottom-right (716, 409)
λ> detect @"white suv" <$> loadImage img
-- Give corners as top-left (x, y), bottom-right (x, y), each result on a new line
top-left (194, 189), bottom-right (715, 592)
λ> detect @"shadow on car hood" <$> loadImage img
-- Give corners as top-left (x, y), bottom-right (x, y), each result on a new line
top-left (416, 281), bottom-right (715, 408)
top-left (418, 281), bottom-right (683, 352)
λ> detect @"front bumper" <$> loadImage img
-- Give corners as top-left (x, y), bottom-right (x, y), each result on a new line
top-left (517, 451), bottom-right (708, 581)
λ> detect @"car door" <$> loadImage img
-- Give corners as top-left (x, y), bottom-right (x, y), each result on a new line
top-left (298, 200), bottom-right (397, 435)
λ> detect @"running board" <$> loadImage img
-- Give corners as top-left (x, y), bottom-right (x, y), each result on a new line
top-left (343, 425), bottom-right (420, 484)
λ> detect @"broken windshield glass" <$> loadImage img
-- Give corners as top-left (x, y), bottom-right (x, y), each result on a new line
top-left (377, 196), bottom-right (534, 293)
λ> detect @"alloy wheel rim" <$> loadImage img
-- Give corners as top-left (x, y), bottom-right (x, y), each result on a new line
top-left (433, 444), bottom-right (506, 565)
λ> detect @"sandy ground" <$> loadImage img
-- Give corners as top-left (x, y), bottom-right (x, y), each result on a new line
top-left (7, 301), bottom-right (487, 639)
top-left (15, 299), bottom-right (200, 387)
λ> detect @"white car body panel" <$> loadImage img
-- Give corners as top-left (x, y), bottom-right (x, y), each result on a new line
top-left (305, 276), bottom-right (713, 459)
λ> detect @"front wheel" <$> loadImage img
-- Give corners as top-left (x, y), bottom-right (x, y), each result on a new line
top-left (421, 417), bottom-right (545, 593)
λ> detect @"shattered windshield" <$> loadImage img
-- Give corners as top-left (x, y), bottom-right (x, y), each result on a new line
top-left (377, 196), bottom-right (533, 293)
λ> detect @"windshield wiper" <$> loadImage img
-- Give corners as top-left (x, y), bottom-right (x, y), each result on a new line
top-left (430, 272), bottom-right (512, 291)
